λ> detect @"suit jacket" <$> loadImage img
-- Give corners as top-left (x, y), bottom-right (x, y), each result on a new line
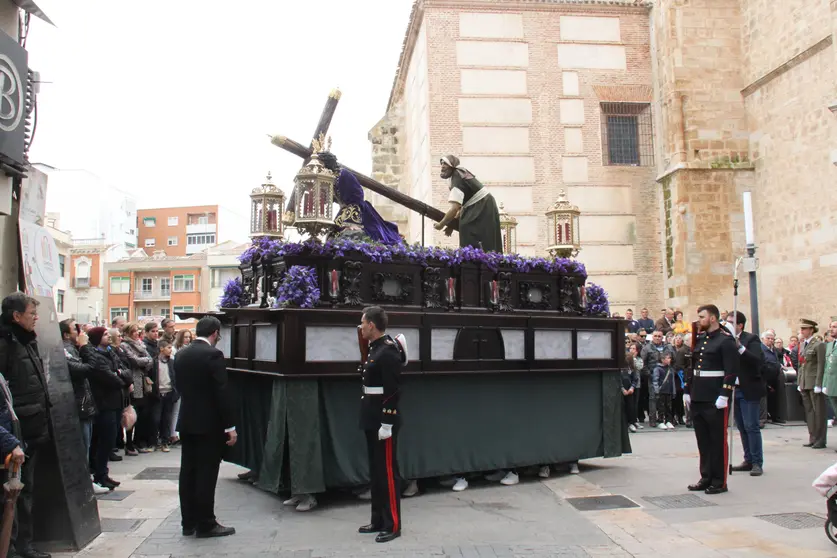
top-left (174, 339), bottom-right (234, 435)
top-left (737, 331), bottom-right (765, 401)
top-left (822, 341), bottom-right (837, 396)
top-left (655, 317), bottom-right (673, 335)
top-left (798, 337), bottom-right (825, 390)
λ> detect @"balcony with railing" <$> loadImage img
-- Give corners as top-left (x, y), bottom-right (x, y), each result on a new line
top-left (133, 289), bottom-right (171, 301)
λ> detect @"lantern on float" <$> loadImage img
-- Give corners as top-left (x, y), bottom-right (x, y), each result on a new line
top-left (249, 172), bottom-right (286, 239)
top-left (545, 189), bottom-right (580, 258)
top-left (497, 202), bottom-right (518, 254)
top-left (291, 134), bottom-right (337, 239)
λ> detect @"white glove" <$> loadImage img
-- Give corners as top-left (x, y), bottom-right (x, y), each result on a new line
top-left (683, 394), bottom-right (691, 406)
top-left (378, 424), bottom-right (393, 440)
top-left (815, 386), bottom-right (823, 394)
top-left (715, 395), bottom-right (729, 409)
top-left (824, 387), bottom-right (829, 395)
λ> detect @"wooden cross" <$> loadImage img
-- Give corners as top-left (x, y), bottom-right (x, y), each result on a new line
top-left (270, 91), bottom-right (449, 225)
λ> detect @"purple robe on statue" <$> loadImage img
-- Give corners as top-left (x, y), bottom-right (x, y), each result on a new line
top-left (334, 169), bottom-right (402, 245)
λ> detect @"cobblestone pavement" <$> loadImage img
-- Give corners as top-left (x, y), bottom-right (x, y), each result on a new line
top-left (53, 423), bottom-right (837, 558)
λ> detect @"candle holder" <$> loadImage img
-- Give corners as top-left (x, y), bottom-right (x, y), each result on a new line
top-left (328, 268), bottom-right (342, 306)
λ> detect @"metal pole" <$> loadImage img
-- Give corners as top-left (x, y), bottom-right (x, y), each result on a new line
top-left (421, 212), bottom-right (425, 247)
top-left (747, 244), bottom-right (759, 335)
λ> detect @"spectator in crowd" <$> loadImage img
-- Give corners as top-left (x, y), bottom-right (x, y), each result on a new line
top-left (672, 334), bottom-right (691, 426)
top-left (121, 322), bottom-right (153, 454)
top-left (788, 335), bottom-right (800, 370)
top-left (169, 329), bottom-right (193, 446)
top-left (149, 340), bottom-right (178, 452)
top-left (729, 312), bottom-right (766, 476)
top-left (84, 327), bottom-right (132, 491)
top-left (653, 352), bottom-right (677, 430)
top-left (673, 311), bottom-right (691, 335)
top-left (160, 318), bottom-right (177, 345)
top-left (0, 293), bottom-right (52, 558)
top-left (112, 316), bottom-right (127, 331)
top-left (144, 322), bottom-right (160, 360)
top-left (624, 309), bottom-right (640, 333)
top-left (59, 319), bottom-right (108, 494)
top-left (656, 308), bottom-right (675, 336)
top-left (640, 330), bottom-right (674, 428)
top-left (637, 308), bottom-right (655, 335)
top-left (622, 347), bottom-right (640, 432)
top-left (172, 329), bottom-right (193, 357)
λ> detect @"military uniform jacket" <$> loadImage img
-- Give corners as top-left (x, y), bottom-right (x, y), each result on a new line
top-left (360, 335), bottom-right (402, 431)
top-left (798, 336), bottom-right (825, 390)
top-left (684, 327), bottom-right (739, 402)
top-left (821, 341), bottom-right (837, 396)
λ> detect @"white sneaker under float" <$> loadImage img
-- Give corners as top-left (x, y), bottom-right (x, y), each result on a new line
top-left (296, 494), bottom-right (317, 512)
top-left (485, 470), bottom-right (506, 482)
top-left (569, 463), bottom-right (580, 475)
top-left (452, 477), bottom-right (468, 492)
top-left (665, 422), bottom-right (675, 430)
top-left (628, 424), bottom-right (637, 433)
top-left (283, 495), bottom-right (301, 506)
top-left (657, 423), bottom-right (668, 430)
top-left (538, 466), bottom-right (551, 479)
top-left (500, 471), bottom-right (519, 486)
top-left (92, 482), bottom-right (111, 494)
top-left (439, 476), bottom-right (458, 487)
top-left (402, 479), bottom-right (419, 497)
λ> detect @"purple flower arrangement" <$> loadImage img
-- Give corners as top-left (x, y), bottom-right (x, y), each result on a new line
top-left (239, 238), bottom-right (587, 277)
top-left (585, 283), bottom-right (610, 317)
top-left (275, 266), bottom-right (321, 309)
top-left (219, 277), bottom-right (247, 309)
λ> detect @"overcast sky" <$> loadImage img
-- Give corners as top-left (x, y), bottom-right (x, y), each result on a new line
top-left (26, 0), bottom-right (414, 238)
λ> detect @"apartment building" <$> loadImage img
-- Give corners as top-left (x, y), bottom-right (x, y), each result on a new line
top-left (69, 240), bottom-right (130, 325)
top-left (45, 213), bottom-right (73, 322)
top-left (104, 250), bottom-right (209, 329)
top-left (206, 241), bottom-right (249, 310)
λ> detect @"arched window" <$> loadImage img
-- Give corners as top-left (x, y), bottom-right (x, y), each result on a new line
top-left (75, 259), bottom-right (90, 288)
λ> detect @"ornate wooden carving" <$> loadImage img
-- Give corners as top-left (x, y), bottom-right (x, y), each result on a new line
top-left (558, 276), bottom-right (576, 314)
top-left (497, 272), bottom-right (513, 312)
top-left (519, 281), bottom-right (551, 311)
top-left (422, 267), bottom-right (443, 309)
top-left (341, 260), bottom-right (363, 306)
top-left (372, 272), bottom-right (414, 304)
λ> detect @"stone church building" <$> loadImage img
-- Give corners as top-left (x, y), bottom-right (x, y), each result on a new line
top-left (368, 0), bottom-right (837, 337)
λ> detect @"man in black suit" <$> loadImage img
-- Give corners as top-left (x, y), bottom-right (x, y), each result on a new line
top-left (728, 311), bottom-right (766, 476)
top-left (174, 316), bottom-right (236, 538)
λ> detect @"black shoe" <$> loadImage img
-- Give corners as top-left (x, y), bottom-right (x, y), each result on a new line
top-left (237, 471), bottom-right (255, 481)
top-left (94, 477), bottom-right (118, 490)
top-left (750, 464), bottom-right (763, 476)
top-left (803, 442), bottom-right (814, 447)
top-left (196, 524), bottom-right (236, 538)
top-left (730, 462), bottom-right (752, 472)
top-left (358, 523), bottom-right (382, 534)
top-left (104, 476), bottom-right (121, 487)
top-left (704, 486), bottom-right (728, 495)
top-left (375, 530), bottom-right (401, 543)
top-left (16, 547), bottom-right (51, 558)
top-left (812, 444), bottom-right (827, 449)
top-left (688, 481), bottom-right (711, 491)
top-left (109, 452), bottom-right (123, 462)
top-left (182, 527), bottom-right (196, 536)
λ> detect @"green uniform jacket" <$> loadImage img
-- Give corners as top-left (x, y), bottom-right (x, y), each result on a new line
top-left (822, 341), bottom-right (837, 396)
top-left (798, 337), bottom-right (825, 390)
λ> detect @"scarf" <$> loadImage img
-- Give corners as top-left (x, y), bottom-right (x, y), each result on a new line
top-left (440, 155), bottom-right (475, 180)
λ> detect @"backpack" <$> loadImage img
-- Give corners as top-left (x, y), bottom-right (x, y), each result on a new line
top-left (761, 344), bottom-right (781, 384)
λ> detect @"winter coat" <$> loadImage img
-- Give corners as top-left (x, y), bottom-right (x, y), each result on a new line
top-left (640, 342), bottom-right (674, 380)
top-left (0, 373), bottom-right (21, 457)
top-left (621, 366), bottom-right (640, 391)
top-left (653, 364), bottom-right (677, 395)
top-left (81, 345), bottom-right (131, 412)
top-left (121, 338), bottom-right (152, 400)
top-left (63, 340), bottom-right (97, 420)
top-left (143, 337), bottom-right (159, 360)
top-left (0, 321), bottom-right (51, 446)
top-left (149, 355), bottom-right (178, 400)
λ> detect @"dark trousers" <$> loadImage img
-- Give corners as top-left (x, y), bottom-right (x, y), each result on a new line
top-left (365, 429), bottom-right (401, 533)
top-left (656, 393), bottom-right (674, 424)
top-left (145, 395), bottom-right (165, 447)
top-left (94, 410), bottom-right (119, 481)
top-left (801, 389), bottom-right (827, 447)
top-left (734, 391), bottom-right (763, 467)
top-left (154, 392), bottom-right (177, 442)
top-left (638, 375), bottom-right (650, 421)
top-left (180, 433), bottom-right (225, 532)
top-left (691, 400), bottom-right (729, 488)
top-left (11, 443), bottom-right (40, 550)
top-left (623, 392), bottom-right (637, 425)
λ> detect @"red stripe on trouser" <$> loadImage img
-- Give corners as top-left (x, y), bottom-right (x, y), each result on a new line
top-left (385, 438), bottom-right (399, 533)
top-left (722, 405), bottom-right (729, 487)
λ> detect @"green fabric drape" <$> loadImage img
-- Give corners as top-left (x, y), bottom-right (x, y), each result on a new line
top-left (225, 371), bottom-right (274, 472)
top-left (235, 371), bottom-right (630, 494)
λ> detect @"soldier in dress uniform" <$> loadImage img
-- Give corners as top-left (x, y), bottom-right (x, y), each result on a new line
top-left (684, 304), bottom-right (740, 495)
top-left (797, 318), bottom-right (827, 448)
top-left (357, 306), bottom-right (405, 543)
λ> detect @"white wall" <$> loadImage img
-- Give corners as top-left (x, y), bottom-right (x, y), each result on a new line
top-left (38, 167), bottom-right (138, 247)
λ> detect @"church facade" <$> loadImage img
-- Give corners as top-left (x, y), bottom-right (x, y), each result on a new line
top-left (370, 0), bottom-right (837, 336)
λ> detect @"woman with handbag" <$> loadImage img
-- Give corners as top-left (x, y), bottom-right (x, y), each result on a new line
top-left (120, 322), bottom-right (153, 455)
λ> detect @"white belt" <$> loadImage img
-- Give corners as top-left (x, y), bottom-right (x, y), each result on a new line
top-left (463, 187), bottom-right (490, 210)
top-left (363, 386), bottom-right (384, 395)
top-left (694, 370), bottom-right (724, 378)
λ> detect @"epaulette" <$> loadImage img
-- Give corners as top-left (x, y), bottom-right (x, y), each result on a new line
top-left (384, 338), bottom-right (395, 346)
